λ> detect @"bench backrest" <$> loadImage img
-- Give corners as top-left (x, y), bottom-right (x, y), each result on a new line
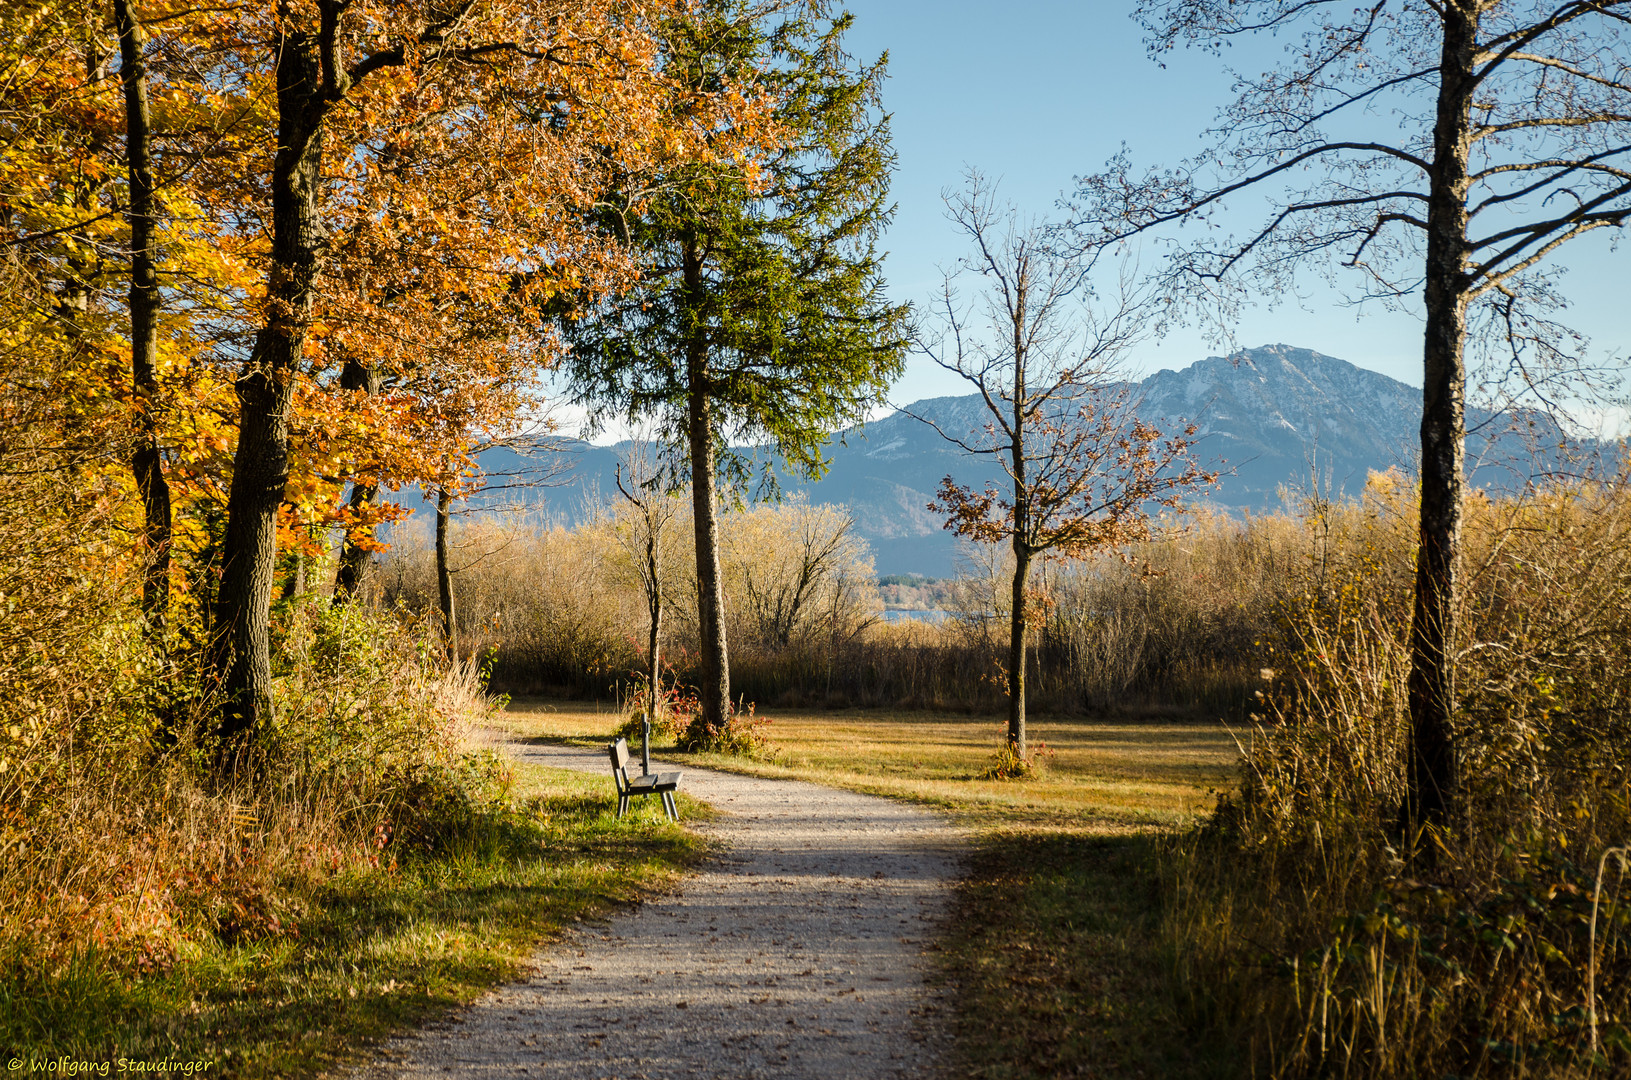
top-left (608, 737), bottom-right (633, 793)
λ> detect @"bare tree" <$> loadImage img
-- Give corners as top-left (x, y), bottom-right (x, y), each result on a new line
top-left (1071, 0), bottom-right (1631, 824)
top-left (919, 177), bottom-right (1213, 761)
top-left (741, 498), bottom-right (872, 651)
top-left (612, 440), bottom-right (682, 775)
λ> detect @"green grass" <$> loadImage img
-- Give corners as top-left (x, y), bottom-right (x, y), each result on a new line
top-left (942, 829), bottom-right (1233, 1080)
top-left (0, 765), bottom-right (708, 1079)
top-left (501, 698), bottom-right (1244, 1079)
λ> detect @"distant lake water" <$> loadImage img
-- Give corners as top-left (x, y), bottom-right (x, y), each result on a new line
top-left (879, 608), bottom-right (952, 624)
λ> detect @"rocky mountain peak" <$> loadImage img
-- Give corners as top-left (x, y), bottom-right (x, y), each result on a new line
top-left (470, 344), bottom-right (1585, 576)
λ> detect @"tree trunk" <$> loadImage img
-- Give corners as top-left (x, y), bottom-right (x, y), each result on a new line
top-left (1406, 4), bottom-right (1478, 828)
top-left (645, 531), bottom-right (662, 776)
top-left (685, 240), bottom-right (730, 730)
top-left (1009, 542), bottom-right (1031, 758)
top-left (1008, 281), bottom-right (1029, 759)
top-left (214, 24), bottom-right (326, 756)
top-left (332, 358), bottom-right (383, 604)
top-left (436, 485), bottom-right (457, 666)
top-left (114, 0), bottom-right (172, 639)
top-left (688, 389), bottom-right (730, 729)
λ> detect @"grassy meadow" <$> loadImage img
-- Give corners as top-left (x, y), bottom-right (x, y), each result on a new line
top-left (500, 699), bottom-right (1238, 826)
top-left (499, 698), bottom-right (1243, 1079)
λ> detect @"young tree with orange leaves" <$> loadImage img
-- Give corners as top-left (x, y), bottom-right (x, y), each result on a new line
top-left (920, 177), bottom-right (1213, 762)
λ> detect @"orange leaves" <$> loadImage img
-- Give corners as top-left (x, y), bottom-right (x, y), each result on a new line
top-left (3, 0), bottom-right (786, 618)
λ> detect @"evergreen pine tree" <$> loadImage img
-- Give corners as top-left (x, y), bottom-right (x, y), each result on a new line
top-left (564, 0), bottom-right (909, 730)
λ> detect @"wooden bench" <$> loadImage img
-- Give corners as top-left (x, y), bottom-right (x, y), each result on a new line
top-left (607, 737), bottom-right (682, 821)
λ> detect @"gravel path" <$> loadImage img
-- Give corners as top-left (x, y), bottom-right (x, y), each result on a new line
top-left (358, 738), bottom-right (966, 1080)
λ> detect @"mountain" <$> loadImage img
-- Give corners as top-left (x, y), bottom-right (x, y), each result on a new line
top-left (461, 345), bottom-right (1585, 576)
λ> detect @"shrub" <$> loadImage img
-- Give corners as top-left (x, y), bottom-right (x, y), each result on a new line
top-left (613, 679), bottom-right (694, 745)
top-left (0, 576), bottom-right (509, 987)
top-left (1164, 470), bottom-right (1631, 1078)
top-left (982, 738), bottom-right (1056, 780)
top-left (677, 699), bottom-right (772, 757)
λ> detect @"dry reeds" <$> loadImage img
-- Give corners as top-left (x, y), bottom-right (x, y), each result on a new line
top-left (1166, 467), bottom-right (1631, 1078)
top-left (378, 498), bottom-right (1304, 714)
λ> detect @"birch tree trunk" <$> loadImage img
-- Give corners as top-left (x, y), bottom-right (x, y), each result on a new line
top-left (645, 533), bottom-right (662, 775)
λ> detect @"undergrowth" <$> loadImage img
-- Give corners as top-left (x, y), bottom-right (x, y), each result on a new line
top-left (0, 585), bottom-right (705, 1075)
top-left (0, 766), bottom-right (703, 1076)
top-left (609, 679), bottom-right (776, 759)
top-left (1165, 471), bottom-right (1631, 1078)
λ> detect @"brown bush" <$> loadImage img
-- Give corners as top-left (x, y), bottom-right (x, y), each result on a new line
top-left (380, 495), bottom-right (1307, 715)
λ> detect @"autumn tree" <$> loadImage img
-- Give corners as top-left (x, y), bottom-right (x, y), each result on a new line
top-left (1070, 0), bottom-right (1631, 824)
top-left (3, 1), bottom-right (239, 642)
top-left (921, 178), bottom-right (1211, 761)
top-left (203, 0), bottom-right (696, 762)
top-left (110, 0), bottom-right (173, 636)
top-left (562, 0), bottom-right (909, 732)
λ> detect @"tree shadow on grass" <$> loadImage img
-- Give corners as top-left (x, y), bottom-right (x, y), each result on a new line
top-left (939, 829), bottom-right (1237, 1080)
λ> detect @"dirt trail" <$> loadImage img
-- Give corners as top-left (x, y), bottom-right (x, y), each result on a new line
top-left (358, 739), bottom-right (966, 1080)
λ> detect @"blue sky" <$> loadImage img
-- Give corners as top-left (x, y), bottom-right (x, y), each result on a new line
top-left (840, 1), bottom-right (1627, 417)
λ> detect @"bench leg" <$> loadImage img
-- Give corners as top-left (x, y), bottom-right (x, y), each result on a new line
top-left (617, 794), bottom-right (628, 820)
top-left (663, 791), bottom-right (678, 821)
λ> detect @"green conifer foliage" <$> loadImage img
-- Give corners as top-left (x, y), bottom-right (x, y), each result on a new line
top-left (564, 0), bottom-right (909, 728)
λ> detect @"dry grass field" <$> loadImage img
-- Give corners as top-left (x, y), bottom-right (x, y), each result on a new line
top-left (498, 698), bottom-right (1247, 1079)
top-left (498, 699), bottom-right (1241, 828)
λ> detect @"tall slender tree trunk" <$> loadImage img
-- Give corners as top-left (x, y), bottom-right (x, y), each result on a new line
top-left (214, 24), bottom-right (326, 757)
top-left (1009, 543), bottom-right (1030, 758)
top-left (332, 358), bottom-right (383, 604)
top-left (114, 0), bottom-right (172, 638)
top-left (1007, 286), bottom-right (1029, 758)
top-left (436, 485), bottom-right (457, 666)
top-left (645, 531), bottom-right (662, 776)
top-left (1406, 4), bottom-right (1478, 827)
top-left (688, 390), bottom-right (730, 728)
top-left (684, 240), bottom-right (730, 729)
